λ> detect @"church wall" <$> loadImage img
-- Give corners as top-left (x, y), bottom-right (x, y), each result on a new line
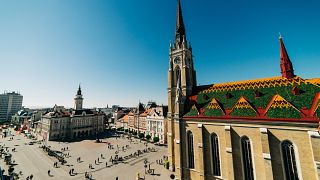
top-left (203, 124), bottom-right (228, 180)
top-left (230, 125), bottom-right (266, 180)
top-left (268, 128), bottom-right (318, 180)
top-left (177, 119), bottom-right (319, 180)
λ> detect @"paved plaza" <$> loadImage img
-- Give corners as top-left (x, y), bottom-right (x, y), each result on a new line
top-left (0, 130), bottom-right (173, 180)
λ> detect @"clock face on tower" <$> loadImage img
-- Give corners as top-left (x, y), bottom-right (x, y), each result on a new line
top-left (174, 57), bottom-right (180, 64)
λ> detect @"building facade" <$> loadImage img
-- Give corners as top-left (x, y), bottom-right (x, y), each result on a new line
top-left (0, 91), bottom-right (23, 122)
top-left (39, 86), bottom-right (105, 141)
top-left (127, 102), bottom-right (168, 144)
top-left (146, 105), bottom-right (168, 144)
top-left (128, 102), bottom-right (147, 133)
top-left (168, 1), bottom-right (320, 180)
top-left (11, 108), bottom-right (31, 125)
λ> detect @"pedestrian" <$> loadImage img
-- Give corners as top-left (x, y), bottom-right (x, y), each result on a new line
top-left (48, 170), bottom-right (50, 176)
top-left (116, 176), bottom-right (118, 180)
top-left (69, 170), bottom-right (71, 175)
top-left (30, 174), bottom-right (33, 179)
top-left (26, 176), bottom-right (29, 180)
top-left (106, 162), bottom-right (108, 167)
top-left (98, 157), bottom-right (99, 162)
top-left (95, 160), bottom-right (96, 164)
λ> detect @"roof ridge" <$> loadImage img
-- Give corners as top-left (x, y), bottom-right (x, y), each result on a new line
top-left (202, 76), bottom-right (306, 93)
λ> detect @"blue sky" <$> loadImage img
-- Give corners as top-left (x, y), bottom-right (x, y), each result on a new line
top-left (0, 0), bottom-right (319, 108)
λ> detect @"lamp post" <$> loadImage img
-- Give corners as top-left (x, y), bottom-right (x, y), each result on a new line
top-left (144, 159), bottom-right (148, 174)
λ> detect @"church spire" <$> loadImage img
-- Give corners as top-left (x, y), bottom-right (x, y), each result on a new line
top-left (279, 35), bottom-right (295, 79)
top-left (175, 0), bottom-right (186, 45)
top-left (77, 84), bottom-right (82, 95)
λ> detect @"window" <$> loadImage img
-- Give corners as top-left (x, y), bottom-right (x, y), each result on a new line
top-left (174, 66), bottom-right (181, 87)
top-left (241, 136), bottom-right (254, 180)
top-left (281, 140), bottom-right (299, 180)
top-left (211, 133), bottom-right (221, 176)
top-left (187, 131), bottom-right (195, 169)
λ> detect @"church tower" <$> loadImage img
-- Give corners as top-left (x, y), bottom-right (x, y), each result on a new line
top-left (168, 0), bottom-right (196, 174)
top-left (74, 85), bottom-right (83, 110)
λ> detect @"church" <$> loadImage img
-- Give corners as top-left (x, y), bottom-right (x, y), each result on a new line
top-left (167, 1), bottom-right (320, 180)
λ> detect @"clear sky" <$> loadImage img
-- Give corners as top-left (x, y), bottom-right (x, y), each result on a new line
top-left (0, 0), bottom-right (319, 108)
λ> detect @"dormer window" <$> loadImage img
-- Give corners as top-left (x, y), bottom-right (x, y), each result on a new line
top-left (225, 93), bottom-right (233, 99)
top-left (292, 86), bottom-right (301, 95)
top-left (254, 90), bottom-right (262, 98)
top-left (203, 94), bottom-right (209, 101)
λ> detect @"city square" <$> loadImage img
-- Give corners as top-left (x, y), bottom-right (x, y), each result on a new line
top-left (0, 129), bottom-right (172, 179)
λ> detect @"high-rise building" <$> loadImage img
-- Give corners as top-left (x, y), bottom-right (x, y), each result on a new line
top-left (0, 91), bottom-right (23, 122)
top-left (167, 1), bottom-right (320, 180)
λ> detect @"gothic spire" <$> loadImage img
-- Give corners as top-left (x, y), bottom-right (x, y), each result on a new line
top-left (279, 35), bottom-right (295, 79)
top-left (175, 0), bottom-right (186, 44)
top-left (77, 84), bottom-right (82, 95)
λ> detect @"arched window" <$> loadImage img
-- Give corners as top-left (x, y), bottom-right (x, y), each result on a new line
top-left (187, 131), bottom-right (194, 169)
top-left (241, 136), bottom-right (254, 180)
top-left (174, 66), bottom-right (181, 87)
top-left (211, 133), bottom-right (221, 176)
top-left (281, 140), bottom-right (299, 180)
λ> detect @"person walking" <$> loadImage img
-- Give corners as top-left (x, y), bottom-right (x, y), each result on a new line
top-left (48, 170), bottom-right (50, 176)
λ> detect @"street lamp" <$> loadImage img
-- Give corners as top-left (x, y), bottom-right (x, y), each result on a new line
top-left (144, 159), bottom-right (148, 174)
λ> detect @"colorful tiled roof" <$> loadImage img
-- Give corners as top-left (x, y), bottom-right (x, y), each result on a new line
top-left (184, 76), bottom-right (320, 122)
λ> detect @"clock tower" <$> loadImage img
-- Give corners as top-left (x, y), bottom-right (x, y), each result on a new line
top-left (74, 85), bottom-right (83, 110)
top-left (167, 0), bottom-right (196, 174)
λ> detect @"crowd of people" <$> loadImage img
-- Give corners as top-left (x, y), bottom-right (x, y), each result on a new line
top-left (1, 129), bottom-right (168, 180)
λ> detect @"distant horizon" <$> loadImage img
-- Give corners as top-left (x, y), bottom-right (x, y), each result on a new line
top-left (1, 0), bottom-right (319, 108)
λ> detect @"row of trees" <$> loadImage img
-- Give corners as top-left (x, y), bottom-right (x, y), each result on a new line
top-left (118, 128), bottom-right (159, 143)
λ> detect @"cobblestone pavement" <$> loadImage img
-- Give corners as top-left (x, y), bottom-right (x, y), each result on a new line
top-left (0, 130), bottom-right (173, 180)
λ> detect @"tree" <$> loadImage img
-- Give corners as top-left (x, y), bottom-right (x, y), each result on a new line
top-left (145, 134), bottom-right (151, 140)
top-left (153, 136), bottom-right (159, 143)
top-left (138, 133), bottom-right (145, 139)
